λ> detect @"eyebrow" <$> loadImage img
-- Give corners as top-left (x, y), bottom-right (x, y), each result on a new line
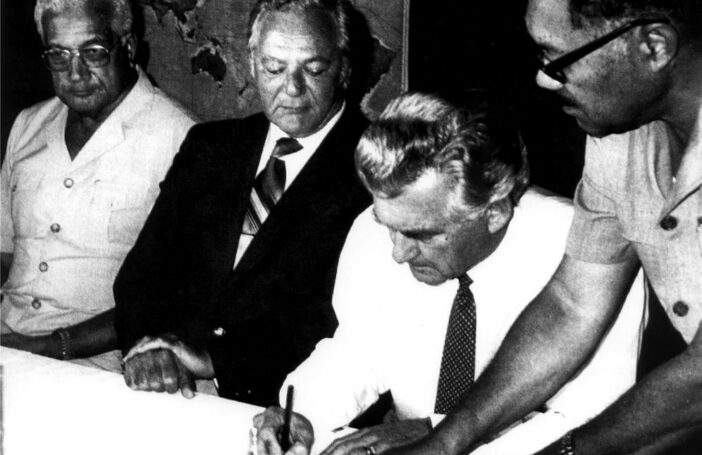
top-left (47, 36), bottom-right (109, 48)
top-left (260, 55), bottom-right (333, 65)
top-left (371, 210), bottom-right (441, 237)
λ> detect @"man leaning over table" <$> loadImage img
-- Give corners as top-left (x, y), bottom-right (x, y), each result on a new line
top-left (254, 92), bottom-right (645, 455)
top-left (0, 0), bottom-right (196, 372)
top-left (114, 0), bottom-right (372, 405)
top-left (379, 0), bottom-right (702, 454)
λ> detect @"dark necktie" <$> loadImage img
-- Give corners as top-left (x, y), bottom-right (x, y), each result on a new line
top-left (435, 274), bottom-right (476, 414)
top-left (242, 137), bottom-right (302, 235)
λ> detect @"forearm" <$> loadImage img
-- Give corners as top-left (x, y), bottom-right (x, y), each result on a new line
top-left (573, 345), bottom-right (702, 454)
top-left (424, 257), bottom-right (638, 454)
top-left (55, 308), bottom-right (118, 359)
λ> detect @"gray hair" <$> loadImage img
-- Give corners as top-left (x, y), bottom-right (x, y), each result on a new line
top-left (35, 0), bottom-right (133, 42)
top-left (356, 92), bottom-right (529, 216)
top-left (247, 0), bottom-right (353, 81)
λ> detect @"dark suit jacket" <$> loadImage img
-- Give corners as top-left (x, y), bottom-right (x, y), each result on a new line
top-left (114, 108), bottom-right (371, 406)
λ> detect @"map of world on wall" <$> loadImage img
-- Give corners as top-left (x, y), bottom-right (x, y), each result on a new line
top-left (138, 0), bottom-right (406, 121)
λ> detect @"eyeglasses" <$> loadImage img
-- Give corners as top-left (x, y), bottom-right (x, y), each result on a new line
top-left (42, 44), bottom-right (114, 72)
top-left (538, 17), bottom-right (669, 83)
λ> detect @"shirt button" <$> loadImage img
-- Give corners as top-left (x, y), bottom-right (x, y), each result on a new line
top-left (31, 298), bottom-right (42, 310)
top-left (672, 301), bottom-right (689, 317)
top-left (213, 327), bottom-right (226, 337)
top-left (660, 215), bottom-right (678, 230)
top-left (38, 262), bottom-right (48, 272)
top-left (50, 223), bottom-right (61, 233)
top-left (63, 178), bottom-right (74, 188)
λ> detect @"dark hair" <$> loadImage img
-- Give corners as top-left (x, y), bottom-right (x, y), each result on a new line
top-left (569, 0), bottom-right (702, 39)
top-left (355, 92), bottom-right (529, 216)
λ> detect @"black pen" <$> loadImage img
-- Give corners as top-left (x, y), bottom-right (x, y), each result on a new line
top-left (280, 385), bottom-right (294, 452)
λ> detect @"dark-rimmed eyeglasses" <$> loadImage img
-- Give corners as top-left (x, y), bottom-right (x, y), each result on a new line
top-left (538, 17), bottom-right (670, 83)
top-left (42, 44), bottom-right (114, 72)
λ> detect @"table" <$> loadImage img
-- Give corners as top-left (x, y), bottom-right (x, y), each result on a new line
top-left (1, 348), bottom-right (342, 455)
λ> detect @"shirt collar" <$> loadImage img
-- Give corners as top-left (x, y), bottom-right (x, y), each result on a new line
top-left (658, 102), bottom-right (702, 218)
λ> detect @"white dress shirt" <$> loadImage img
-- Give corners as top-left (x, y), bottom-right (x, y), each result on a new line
top-left (281, 188), bottom-right (645, 454)
top-left (0, 68), bottom-right (197, 371)
top-left (234, 103), bottom-right (346, 266)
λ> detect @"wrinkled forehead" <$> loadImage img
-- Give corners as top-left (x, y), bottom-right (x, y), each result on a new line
top-left (42, 4), bottom-right (112, 42)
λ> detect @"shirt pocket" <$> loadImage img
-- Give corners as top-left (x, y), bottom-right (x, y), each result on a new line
top-left (91, 179), bottom-right (154, 246)
top-left (9, 170), bottom-right (45, 238)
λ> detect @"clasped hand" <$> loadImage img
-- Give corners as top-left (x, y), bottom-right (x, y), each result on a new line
top-left (122, 334), bottom-right (214, 398)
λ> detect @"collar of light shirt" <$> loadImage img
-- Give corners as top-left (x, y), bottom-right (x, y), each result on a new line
top-left (258, 102), bottom-right (346, 191)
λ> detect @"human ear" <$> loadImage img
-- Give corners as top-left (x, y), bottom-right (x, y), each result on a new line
top-left (123, 32), bottom-right (138, 62)
top-left (248, 51), bottom-right (256, 79)
top-left (485, 198), bottom-right (513, 234)
top-left (638, 22), bottom-right (678, 72)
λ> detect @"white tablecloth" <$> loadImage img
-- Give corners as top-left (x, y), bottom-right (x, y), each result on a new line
top-left (0, 348), bottom-right (264, 455)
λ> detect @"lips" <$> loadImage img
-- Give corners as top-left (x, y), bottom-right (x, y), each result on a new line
top-left (69, 90), bottom-right (94, 97)
top-left (279, 105), bottom-right (309, 113)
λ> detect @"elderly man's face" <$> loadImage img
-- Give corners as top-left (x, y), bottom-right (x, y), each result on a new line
top-left (372, 171), bottom-right (495, 286)
top-left (250, 9), bottom-right (346, 138)
top-left (43, 7), bottom-right (133, 120)
top-left (526, 0), bottom-right (662, 137)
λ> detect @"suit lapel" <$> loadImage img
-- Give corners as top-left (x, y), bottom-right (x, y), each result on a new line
top-left (214, 115), bottom-right (269, 275)
top-left (233, 109), bottom-right (362, 276)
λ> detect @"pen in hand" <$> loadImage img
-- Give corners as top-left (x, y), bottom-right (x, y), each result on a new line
top-left (280, 385), bottom-right (294, 452)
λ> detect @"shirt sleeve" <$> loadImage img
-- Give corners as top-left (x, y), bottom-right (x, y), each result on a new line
top-left (280, 211), bottom-right (389, 434)
top-left (566, 136), bottom-right (637, 264)
top-left (0, 111), bottom-right (26, 254)
top-left (469, 270), bottom-right (645, 454)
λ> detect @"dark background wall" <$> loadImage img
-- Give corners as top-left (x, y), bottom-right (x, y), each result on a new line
top-left (408, 1), bottom-right (585, 197)
top-left (2, 1), bottom-right (585, 197)
top-left (1, 1), bottom-right (55, 157)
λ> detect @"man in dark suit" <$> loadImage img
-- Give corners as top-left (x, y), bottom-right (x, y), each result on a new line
top-left (114, 0), bottom-right (371, 406)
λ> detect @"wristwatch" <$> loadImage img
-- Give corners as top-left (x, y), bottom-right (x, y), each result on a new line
top-left (53, 327), bottom-right (73, 360)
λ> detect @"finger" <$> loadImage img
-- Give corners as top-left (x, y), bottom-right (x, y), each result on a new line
top-left (176, 356), bottom-right (196, 399)
top-left (127, 349), bottom-right (170, 392)
top-left (160, 351), bottom-right (180, 394)
top-left (287, 440), bottom-right (312, 455)
top-left (258, 425), bottom-right (283, 455)
top-left (122, 336), bottom-right (156, 362)
top-left (253, 412), bottom-right (266, 428)
top-left (321, 429), bottom-right (377, 455)
top-left (123, 357), bottom-right (137, 389)
top-left (124, 338), bottom-right (176, 361)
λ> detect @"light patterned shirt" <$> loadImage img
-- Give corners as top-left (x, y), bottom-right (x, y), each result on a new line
top-left (567, 106), bottom-right (702, 343)
top-left (0, 68), bottom-right (197, 371)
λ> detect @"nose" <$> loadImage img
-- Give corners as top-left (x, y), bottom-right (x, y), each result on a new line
top-left (391, 232), bottom-right (418, 264)
top-left (67, 53), bottom-right (89, 81)
top-left (284, 69), bottom-right (305, 97)
top-left (535, 69), bottom-right (564, 91)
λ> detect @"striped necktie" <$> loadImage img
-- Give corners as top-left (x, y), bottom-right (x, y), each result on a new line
top-left (242, 137), bottom-right (302, 235)
top-left (434, 274), bottom-right (476, 414)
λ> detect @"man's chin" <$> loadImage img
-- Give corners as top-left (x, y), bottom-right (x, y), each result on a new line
top-left (272, 112), bottom-right (318, 138)
top-left (409, 266), bottom-right (446, 286)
